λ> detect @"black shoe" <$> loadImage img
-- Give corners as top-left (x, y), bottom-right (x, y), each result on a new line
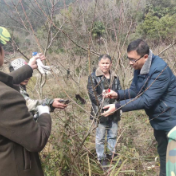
top-left (107, 154), bottom-right (118, 160)
top-left (99, 159), bottom-right (109, 171)
top-left (107, 154), bottom-right (122, 165)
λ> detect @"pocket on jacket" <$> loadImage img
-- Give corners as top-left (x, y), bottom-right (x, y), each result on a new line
top-left (13, 144), bottom-right (31, 171)
top-left (154, 100), bottom-right (170, 114)
top-left (23, 148), bottom-right (31, 170)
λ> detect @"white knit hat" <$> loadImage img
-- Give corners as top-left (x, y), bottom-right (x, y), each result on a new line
top-left (9, 58), bottom-right (27, 72)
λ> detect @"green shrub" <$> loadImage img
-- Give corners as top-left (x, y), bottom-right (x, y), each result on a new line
top-left (137, 13), bottom-right (176, 43)
top-left (91, 21), bottom-right (105, 39)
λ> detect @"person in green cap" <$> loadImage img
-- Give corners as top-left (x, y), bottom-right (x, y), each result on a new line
top-left (0, 26), bottom-right (52, 176)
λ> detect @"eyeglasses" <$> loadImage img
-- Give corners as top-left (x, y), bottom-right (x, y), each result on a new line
top-left (127, 55), bottom-right (144, 63)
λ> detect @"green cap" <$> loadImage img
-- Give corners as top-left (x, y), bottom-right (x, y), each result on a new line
top-left (0, 27), bottom-right (11, 45)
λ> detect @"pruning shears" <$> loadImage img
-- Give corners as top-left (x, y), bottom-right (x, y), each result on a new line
top-left (108, 88), bottom-right (112, 98)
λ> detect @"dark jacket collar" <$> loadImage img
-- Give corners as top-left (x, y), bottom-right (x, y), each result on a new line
top-left (0, 71), bottom-right (13, 87)
top-left (95, 67), bottom-right (117, 78)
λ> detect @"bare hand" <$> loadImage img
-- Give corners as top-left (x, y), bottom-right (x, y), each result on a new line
top-left (103, 89), bottom-right (118, 99)
top-left (101, 104), bottom-right (116, 117)
top-left (52, 98), bottom-right (67, 109)
top-left (28, 53), bottom-right (46, 69)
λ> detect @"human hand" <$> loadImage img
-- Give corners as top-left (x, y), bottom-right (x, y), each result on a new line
top-left (28, 53), bottom-right (46, 70)
top-left (103, 89), bottom-right (118, 99)
top-left (101, 103), bottom-right (121, 117)
top-left (52, 98), bottom-right (67, 109)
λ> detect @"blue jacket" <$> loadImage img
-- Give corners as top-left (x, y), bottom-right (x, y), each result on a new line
top-left (118, 54), bottom-right (176, 131)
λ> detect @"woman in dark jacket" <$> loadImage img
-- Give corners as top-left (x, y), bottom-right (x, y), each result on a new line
top-left (87, 54), bottom-right (121, 166)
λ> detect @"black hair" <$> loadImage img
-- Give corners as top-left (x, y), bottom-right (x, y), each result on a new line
top-left (98, 54), bottom-right (112, 62)
top-left (127, 39), bottom-right (149, 56)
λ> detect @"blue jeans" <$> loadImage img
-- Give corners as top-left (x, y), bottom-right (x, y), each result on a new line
top-left (96, 121), bottom-right (118, 160)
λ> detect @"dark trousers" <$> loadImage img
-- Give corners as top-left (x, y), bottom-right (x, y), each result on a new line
top-left (154, 130), bottom-right (168, 176)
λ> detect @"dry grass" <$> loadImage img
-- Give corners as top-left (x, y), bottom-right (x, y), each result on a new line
top-left (3, 43), bottom-right (175, 175)
top-left (26, 74), bottom-right (160, 176)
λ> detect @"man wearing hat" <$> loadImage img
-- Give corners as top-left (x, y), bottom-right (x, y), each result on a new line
top-left (9, 58), bottom-right (67, 119)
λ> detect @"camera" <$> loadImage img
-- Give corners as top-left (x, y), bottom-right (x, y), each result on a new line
top-left (59, 99), bottom-right (70, 104)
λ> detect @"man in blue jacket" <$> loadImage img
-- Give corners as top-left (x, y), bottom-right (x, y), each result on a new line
top-left (102, 39), bottom-right (176, 176)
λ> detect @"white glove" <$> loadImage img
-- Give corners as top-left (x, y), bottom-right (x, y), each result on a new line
top-left (37, 59), bottom-right (51, 74)
top-left (37, 105), bottom-right (50, 116)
